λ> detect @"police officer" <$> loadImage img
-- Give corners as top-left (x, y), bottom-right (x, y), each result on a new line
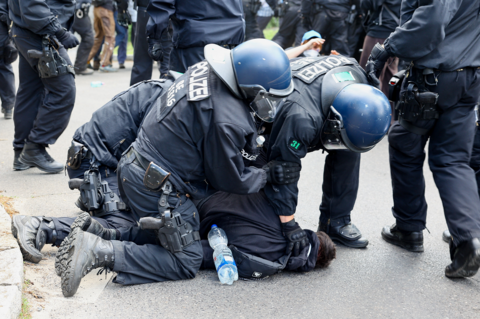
top-left (366, 0), bottom-right (480, 277)
top-left (272, 0), bottom-right (306, 49)
top-left (11, 79), bottom-right (174, 264)
top-left (9, 0), bottom-right (78, 173)
top-left (301, 0), bottom-right (359, 56)
top-left (146, 0), bottom-right (245, 73)
top-left (263, 55), bottom-right (391, 248)
top-left (129, 0), bottom-right (172, 85)
top-left (71, 0), bottom-right (94, 75)
top-left (0, 0), bottom-right (16, 119)
top-left (56, 40), bottom-right (304, 297)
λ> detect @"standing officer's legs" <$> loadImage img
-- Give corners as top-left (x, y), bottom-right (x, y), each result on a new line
top-left (0, 21), bottom-right (16, 118)
top-left (130, 6), bottom-right (152, 85)
top-left (318, 150), bottom-right (367, 248)
top-left (71, 14), bottom-right (94, 74)
top-left (272, 5), bottom-right (300, 49)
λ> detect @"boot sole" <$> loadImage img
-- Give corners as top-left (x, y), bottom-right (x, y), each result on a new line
top-left (13, 163), bottom-right (31, 171)
top-left (55, 213), bottom-right (92, 276)
top-left (382, 233), bottom-right (424, 252)
top-left (19, 156), bottom-right (64, 174)
top-left (11, 217), bottom-right (43, 263)
top-left (60, 228), bottom-right (85, 297)
top-left (330, 235), bottom-right (369, 248)
top-left (445, 249), bottom-right (480, 278)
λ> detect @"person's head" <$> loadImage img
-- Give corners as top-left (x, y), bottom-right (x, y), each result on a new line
top-left (205, 39), bottom-right (294, 122)
top-left (301, 30), bottom-right (322, 45)
top-left (315, 231), bottom-right (336, 268)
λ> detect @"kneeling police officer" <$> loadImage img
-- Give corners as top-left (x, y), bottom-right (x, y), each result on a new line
top-left (366, 0), bottom-right (480, 277)
top-left (57, 39), bottom-right (303, 297)
top-left (9, 0), bottom-right (78, 173)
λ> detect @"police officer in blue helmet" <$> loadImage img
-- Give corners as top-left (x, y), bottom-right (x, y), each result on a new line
top-left (57, 39), bottom-right (305, 297)
top-left (261, 54), bottom-right (391, 249)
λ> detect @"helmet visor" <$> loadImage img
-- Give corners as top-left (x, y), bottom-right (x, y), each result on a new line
top-left (250, 91), bottom-right (285, 123)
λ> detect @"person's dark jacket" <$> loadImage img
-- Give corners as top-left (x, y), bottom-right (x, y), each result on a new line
top-left (133, 60), bottom-right (266, 200)
top-left (384, 0), bottom-right (480, 71)
top-left (264, 55), bottom-right (367, 217)
top-left (146, 0), bottom-right (245, 49)
top-left (73, 80), bottom-right (174, 170)
top-left (361, 0), bottom-right (401, 39)
top-left (8, 0), bottom-right (75, 34)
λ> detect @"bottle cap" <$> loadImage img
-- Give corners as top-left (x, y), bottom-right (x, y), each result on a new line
top-left (211, 224), bottom-right (217, 228)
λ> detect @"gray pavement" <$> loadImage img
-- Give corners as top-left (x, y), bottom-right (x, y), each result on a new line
top-left (0, 52), bottom-right (479, 318)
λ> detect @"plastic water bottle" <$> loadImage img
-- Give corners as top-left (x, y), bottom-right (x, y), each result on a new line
top-left (90, 81), bottom-right (103, 88)
top-left (208, 225), bottom-right (238, 285)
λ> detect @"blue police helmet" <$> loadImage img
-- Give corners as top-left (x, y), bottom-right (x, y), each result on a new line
top-left (231, 39), bottom-right (293, 98)
top-left (330, 83), bottom-right (391, 151)
top-left (302, 30), bottom-right (322, 43)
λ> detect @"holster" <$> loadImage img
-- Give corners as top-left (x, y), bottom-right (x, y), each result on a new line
top-left (396, 67), bottom-right (440, 135)
top-left (66, 140), bottom-right (89, 170)
top-left (27, 35), bottom-right (74, 79)
top-left (230, 245), bottom-right (290, 279)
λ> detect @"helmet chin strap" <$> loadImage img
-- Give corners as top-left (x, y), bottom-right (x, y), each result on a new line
top-left (204, 44), bottom-right (243, 99)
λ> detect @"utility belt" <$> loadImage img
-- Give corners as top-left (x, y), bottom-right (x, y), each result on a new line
top-left (76, 2), bottom-right (91, 19)
top-left (274, 1), bottom-right (290, 18)
top-left (390, 66), bottom-right (440, 135)
top-left (67, 140), bottom-right (92, 170)
top-left (127, 147), bottom-right (201, 254)
top-left (27, 34), bottom-right (74, 79)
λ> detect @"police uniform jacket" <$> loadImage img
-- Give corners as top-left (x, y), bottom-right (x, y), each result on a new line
top-left (146, 0), bottom-right (244, 49)
top-left (73, 80), bottom-right (174, 169)
top-left (133, 60), bottom-right (267, 200)
top-left (302, 0), bottom-right (358, 13)
top-left (361, 0), bottom-right (401, 39)
top-left (384, 0), bottom-right (480, 71)
top-left (8, 0), bottom-right (75, 34)
top-left (264, 55), bottom-right (367, 217)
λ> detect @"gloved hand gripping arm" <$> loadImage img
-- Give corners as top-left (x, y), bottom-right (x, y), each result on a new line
top-left (281, 217), bottom-right (309, 257)
top-left (263, 160), bottom-right (301, 185)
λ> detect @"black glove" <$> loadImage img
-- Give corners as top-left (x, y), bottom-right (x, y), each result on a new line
top-left (117, 11), bottom-right (132, 27)
top-left (263, 160), bottom-right (301, 185)
top-left (282, 219), bottom-right (309, 257)
top-left (365, 43), bottom-right (391, 88)
top-left (55, 28), bottom-right (79, 49)
top-left (148, 38), bottom-right (164, 62)
top-left (3, 39), bottom-right (18, 64)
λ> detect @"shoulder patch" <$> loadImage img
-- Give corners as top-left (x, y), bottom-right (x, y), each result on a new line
top-left (188, 61), bottom-right (210, 102)
top-left (156, 78), bottom-right (187, 122)
top-left (288, 137), bottom-right (303, 151)
top-left (293, 56), bottom-right (353, 84)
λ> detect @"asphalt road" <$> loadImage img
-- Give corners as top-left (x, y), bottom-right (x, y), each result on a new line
top-left (0, 52), bottom-right (479, 319)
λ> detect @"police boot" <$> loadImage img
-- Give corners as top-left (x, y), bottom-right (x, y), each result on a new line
top-left (2, 106), bottom-right (13, 119)
top-left (19, 142), bottom-right (64, 174)
top-left (318, 217), bottom-right (369, 248)
top-left (443, 230), bottom-right (452, 244)
top-left (60, 228), bottom-right (114, 297)
top-left (35, 217), bottom-right (59, 251)
top-left (55, 213), bottom-right (117, 276)
top-left (381, 223), bottom-right (424, 252)
top-left (445, 238), bottom-right (480, 278)
top-left (11, 215), bottom-right (43, 263)
top-left (13, 149), bottom-right (31, 171)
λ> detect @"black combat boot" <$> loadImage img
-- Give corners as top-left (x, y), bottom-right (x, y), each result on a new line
top-left (35, 217), bottom-right (59, 251)
top-left (445, 238), bottom-right (480, 278)
top-left (381, 223), bottom-right (424, 252)
top-left (55, 213), bottom-right (117, 276)
top-left (13, 149), bottom-right (31, 171)
top-left (59, 228), bottom-right (115, 297)
top-left (11, 215), bottom-right (43, 263)
top-left (318, 217), bottom-right (369, 248)
top-left (19, 142), bottom-right (64, 173)
top-left (2, 106), bottom-right (13, 119)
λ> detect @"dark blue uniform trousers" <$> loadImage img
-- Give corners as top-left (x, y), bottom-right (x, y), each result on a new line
top-left (319, 150), bottom-right (360, 225)
top-left (169, 46), bottom-right (204, 74)
top-left (71, 14), bottom-right (94, 72)
top-left (129, 6), bottom-right (171, 85)
top-left (109, 151), bottom-right (203, 285)
top-left (389, 68), bottom-right (480, 246)
top-left (11, 26), bottom-right (76, 149)
top-left (0, 22), bottom-right (15, 110)
top-left (272, 4), bottom-right (306, 49)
